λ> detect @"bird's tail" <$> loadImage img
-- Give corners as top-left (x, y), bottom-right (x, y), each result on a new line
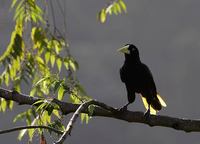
top-left (141, 94), bottom-right (167, 115)
top-left (156, 94), bottom-right (167, 108)
top-left (151, 96), bottom-right (162, 111)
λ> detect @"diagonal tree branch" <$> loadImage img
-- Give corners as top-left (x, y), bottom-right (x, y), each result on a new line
top-left (54, 100), bottom-right (94, 144)
top-left (0, 87), bottom-right (200, 133)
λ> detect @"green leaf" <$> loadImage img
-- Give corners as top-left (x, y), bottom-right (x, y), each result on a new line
top-left (26, 112), bottom-right (31, 125)
top-left (14, 0), bottom-right (24, 20)
top-left (34, 76), bottom-right (50, 87)
top-left (70, 88), bottom-right (81, 104)
top-left (54, 40), bottom-right (61, 54)
top-left (112, 2), bottom-right (118, 15)
top-left (18, 129), bottom-right (27, 140)
top-left (69, 60), bottom-right (77, 71)
top-left (31, 13), bottom-right (37, 23)
top-left (4, 72), bottom-right (10, 86)
top-left (18, 114), bottom-right (37, 141)
top-left (8, 101), bottom-right (14, 110)
top-left (30, 87), bottom-right (36, 96)
top-left (53, 110), bottom-right (60, 118)
top-left (28, 116), bottom-right (38, 141)
top-left (47, 105), bottom-right (54, 116)
top-left (28, 128), bottom-right (34, 141)
top-left (50, 54), bottom-right (55, 67)
top-left (53, 80), bottom-right (63, 93)
top-left (81, 113), bottom-right (86, 122)
top-left (115, 2), bottom-right (121, 13)
top-left (31, 27), bottom-right (37, 41)
top-left (58, 86), bottom-right (65, 100)
top-left (45, 51), bottom-right (50, 64)
top-left (35, 102), bottom-right (47, 112)
top-left (119, 0), bottom-right (127, 13)
top-left (13, 110), bottom-right (29, 123)
top-left (11, 0), bottom-right (18, 8)
top-left (13, 77), bottom-right (21, 93)
top-left (1, 98), bottom-right (7, 112)
top-left (81, 113), bottom-right (90, 124)
top-left (33, 99), bottom-right (45, 106)
top-left (99, 9), bottom-right (107, 23)
top-left (13, 57), bottom-right (20, 70)
top-left (36, 56), bottom-right (44, 65)
top-left (88, 105), bottom-right (95, 116)
top-left (10, 65), bottom-right (17, 80)
top-left (56, 58), bottom-right (62, 72)
top-left (85, 113), bottom-right (90, 124)
top-left (64, 61), bottom-right (69, 70)
top-left (42, 111), bottom-right (51, 124)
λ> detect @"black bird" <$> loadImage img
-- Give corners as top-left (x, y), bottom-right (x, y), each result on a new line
top-left (118, 44), bottom-right (166, 116)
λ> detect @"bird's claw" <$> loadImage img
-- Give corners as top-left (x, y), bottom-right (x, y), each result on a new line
top-left (118, 105), bottom-right (128, 112)
top-left (144, 109), bottom-right (151, 120)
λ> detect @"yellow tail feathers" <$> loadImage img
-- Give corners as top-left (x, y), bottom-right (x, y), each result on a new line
top-left (157, 94), bottom-right (167, 107)
top-left (141, 94), bottom-right (167, 115)
top-left (141, 96), bottom-right (157, 115)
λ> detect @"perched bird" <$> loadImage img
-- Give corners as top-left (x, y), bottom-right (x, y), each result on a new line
top-left (118, 44), bottom-right (166, 116)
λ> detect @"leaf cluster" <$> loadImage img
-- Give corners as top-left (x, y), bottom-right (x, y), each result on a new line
top-left (0, 0), bottom-right (91, 141)
top-left (98, 0), bottom-right (127, 23)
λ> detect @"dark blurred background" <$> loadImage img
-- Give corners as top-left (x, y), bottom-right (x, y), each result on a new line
top-left (1, 0), bottom-right (200, 143)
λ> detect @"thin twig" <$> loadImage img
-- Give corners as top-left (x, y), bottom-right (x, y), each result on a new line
top-left (0, 125), bottom-right (63, 135)
top-left (54, 100), bottom-right (93, 144)
top-left (49, 0), bottom-right (56, 34)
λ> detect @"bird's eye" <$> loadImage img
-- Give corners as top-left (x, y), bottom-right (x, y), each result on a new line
top-left (130, 48), bottom-right (135, 52)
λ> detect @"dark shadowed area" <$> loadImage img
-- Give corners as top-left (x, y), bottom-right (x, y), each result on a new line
top-left (1, 0), bottom-right (200, 143)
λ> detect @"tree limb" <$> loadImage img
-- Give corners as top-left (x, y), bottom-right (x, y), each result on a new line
top-left (0, 87), bottom-right (200, 133)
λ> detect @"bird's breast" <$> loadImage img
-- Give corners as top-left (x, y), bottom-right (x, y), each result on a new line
top-left (120, 64), bottom-right (142, 88)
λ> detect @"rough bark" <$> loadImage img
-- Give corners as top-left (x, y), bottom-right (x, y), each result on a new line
top-left (0, 87), bottom-right (200, 133)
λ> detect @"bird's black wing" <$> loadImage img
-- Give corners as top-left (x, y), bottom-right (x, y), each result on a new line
top-left (120, 66), bottom-right (136, 103)
top-left (120, 67), bottom-right (126, 83)
top-left (140, 63), bottom-right (162, 110)
top-left (139, 63), bottom-right (157, 95)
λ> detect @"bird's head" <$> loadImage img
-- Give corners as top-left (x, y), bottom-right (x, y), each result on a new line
top-left (117, 44), bottom-right (140, 62)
